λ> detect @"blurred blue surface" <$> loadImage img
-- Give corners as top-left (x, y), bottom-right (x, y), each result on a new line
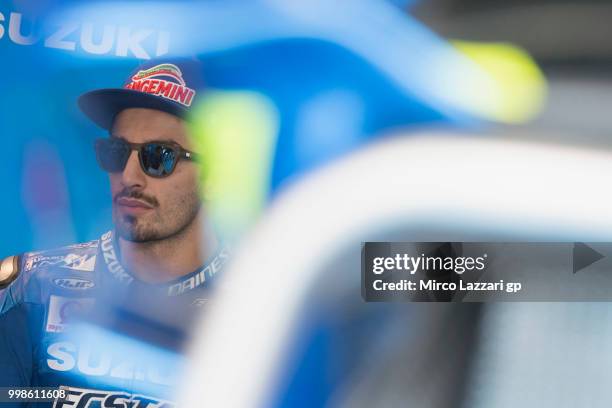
top-left (0, 0), bottom-right (473, 256)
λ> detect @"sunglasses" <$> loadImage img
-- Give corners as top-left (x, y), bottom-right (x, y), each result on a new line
top-left (95, 137), bottom-right (198, 178)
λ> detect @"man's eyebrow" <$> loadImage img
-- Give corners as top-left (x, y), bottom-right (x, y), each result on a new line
top-left (148, 138), bottom-right (178, 144)
top-left (108, 134), bottom-right (177, 144)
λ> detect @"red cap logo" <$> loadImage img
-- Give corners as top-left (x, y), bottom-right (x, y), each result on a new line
top-left (124, 63), bottom-right (196, 107)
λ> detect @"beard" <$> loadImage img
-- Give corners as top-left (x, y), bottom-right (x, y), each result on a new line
top-left (113, 189), bottom-right (201, 243)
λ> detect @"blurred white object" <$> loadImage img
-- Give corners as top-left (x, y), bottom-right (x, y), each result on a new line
top-left (178, 132), bottom-right (612, 407)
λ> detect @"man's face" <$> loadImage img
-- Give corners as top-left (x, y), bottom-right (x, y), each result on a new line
top-left (109, 108), bottom-right (201, 242)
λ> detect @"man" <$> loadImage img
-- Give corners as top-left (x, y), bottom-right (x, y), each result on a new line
top-left (0, 58), bottom-right (229, 407)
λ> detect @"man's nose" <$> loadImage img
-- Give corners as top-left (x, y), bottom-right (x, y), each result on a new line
top-left (120, 150), bottom-right (147, 188)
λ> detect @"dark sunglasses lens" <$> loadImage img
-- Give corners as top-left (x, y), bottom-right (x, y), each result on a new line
top-left (95, 139), bottom-right (130, 173)
top-left (141, 144), bottom-right (177, 177)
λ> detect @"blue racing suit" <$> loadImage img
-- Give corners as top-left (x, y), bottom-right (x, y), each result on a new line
top-left (0, 231), bottom-right (229, 407)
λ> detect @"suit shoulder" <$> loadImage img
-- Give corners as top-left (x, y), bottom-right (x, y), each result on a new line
top-left (20, 239), bottom-right (100, 275)
top-left (0, 239), bottom-right (100, 312)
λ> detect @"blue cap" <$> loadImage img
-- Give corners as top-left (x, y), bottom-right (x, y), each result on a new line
top-left (78, 58), bottom-right (205, 130)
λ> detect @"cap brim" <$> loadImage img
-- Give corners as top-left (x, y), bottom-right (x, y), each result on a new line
top-left (78, 88), bottom-right (189, 130)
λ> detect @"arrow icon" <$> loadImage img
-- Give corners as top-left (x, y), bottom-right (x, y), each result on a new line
top-left (573, 243), bottom-right (604, 273)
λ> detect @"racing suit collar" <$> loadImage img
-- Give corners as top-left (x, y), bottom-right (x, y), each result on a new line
top-left (97, 230), bottom-right (229, 296)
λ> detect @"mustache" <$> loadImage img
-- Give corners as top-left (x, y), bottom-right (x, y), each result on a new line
top-left (113, 189), bottom-right (159, 207)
